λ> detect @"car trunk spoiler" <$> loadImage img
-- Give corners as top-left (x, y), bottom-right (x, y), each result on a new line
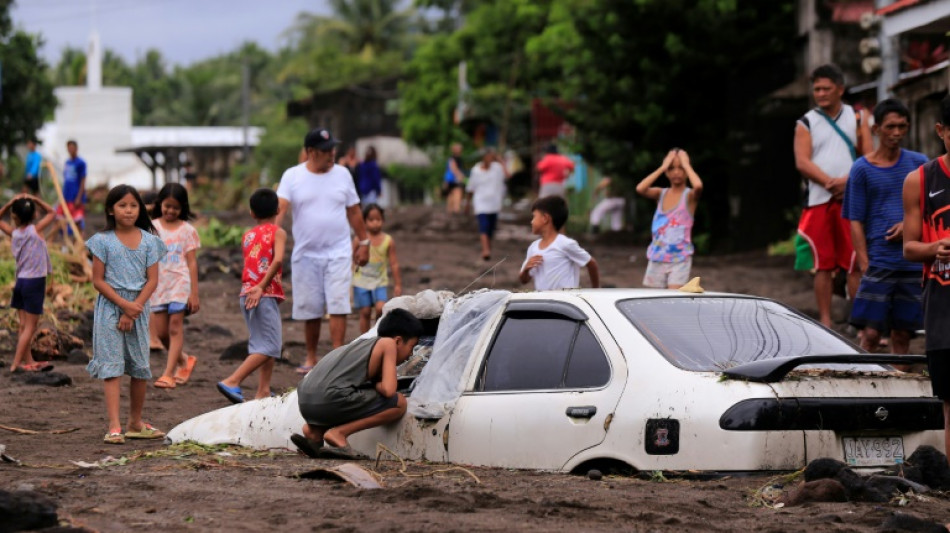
top-left (721, 354), bottom-right (927, 383)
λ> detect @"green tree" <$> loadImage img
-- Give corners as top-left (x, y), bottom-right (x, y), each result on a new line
top-left (0, 0), bottom-right (55, 154)
top-left (400, 0), bottom-right (554, 149)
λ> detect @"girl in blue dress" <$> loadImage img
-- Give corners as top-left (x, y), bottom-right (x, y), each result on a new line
top-left (87, 185), bottom-right (167, 444)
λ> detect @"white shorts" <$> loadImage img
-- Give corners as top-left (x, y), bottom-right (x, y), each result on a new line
top-left (643, 258), bottom-right (692, 288)
top-left (291, 256), bottom-right (352, 319)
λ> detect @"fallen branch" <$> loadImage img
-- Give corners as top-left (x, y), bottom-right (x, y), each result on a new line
top-left (0, 424), bottom-right (81, 435)
top-left (374, 442), bottom-right (480, 484)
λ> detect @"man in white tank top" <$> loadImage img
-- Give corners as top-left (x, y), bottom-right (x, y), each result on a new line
top-left (793, 64), bottom-right (871, 327)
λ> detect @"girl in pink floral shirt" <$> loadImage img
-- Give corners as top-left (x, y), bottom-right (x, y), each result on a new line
top-left (148, 184), bottom-right (201, 388)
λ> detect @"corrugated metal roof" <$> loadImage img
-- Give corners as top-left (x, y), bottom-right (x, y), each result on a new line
top-left (117, 126), bottom-right (264, 151)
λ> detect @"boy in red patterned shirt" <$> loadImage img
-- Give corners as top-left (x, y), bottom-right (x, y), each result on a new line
top-left (217, 188), bottom-right (287, 403)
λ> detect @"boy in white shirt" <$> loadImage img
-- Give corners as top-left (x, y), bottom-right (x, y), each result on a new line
top-left (520, 196), bottom-right (600, 290)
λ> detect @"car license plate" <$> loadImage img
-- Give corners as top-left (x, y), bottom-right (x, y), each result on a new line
top-left (842, 436), bottom-right (905, 467)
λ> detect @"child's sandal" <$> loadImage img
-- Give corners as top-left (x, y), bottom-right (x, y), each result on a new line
top-left (125, 423), bottom-right (165, 440)
top-left (104, 431), bottom-right (125, 444)
top-left (154, 376), bottom-right (176, 389)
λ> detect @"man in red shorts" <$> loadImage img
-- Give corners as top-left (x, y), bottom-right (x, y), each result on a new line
top-left (793, 64), bottom-right (871, 326)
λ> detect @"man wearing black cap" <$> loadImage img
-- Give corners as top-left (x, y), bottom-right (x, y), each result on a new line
top-left (277, 128), bottom-right (370, 374)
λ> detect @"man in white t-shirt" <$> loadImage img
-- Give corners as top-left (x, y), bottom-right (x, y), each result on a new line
top-left (466, 148), bottom-right (509, 261)
top-left (520, 195), bottom-right (600, 290)
top-left (276, 128), bottom-right (370, 373)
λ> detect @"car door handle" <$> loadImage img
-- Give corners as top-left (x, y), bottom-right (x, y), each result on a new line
top-left (566, 406), bottom-right (597, 419)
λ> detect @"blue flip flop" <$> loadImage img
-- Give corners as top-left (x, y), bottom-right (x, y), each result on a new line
top-left (216, 382), bottom-right (245, 404)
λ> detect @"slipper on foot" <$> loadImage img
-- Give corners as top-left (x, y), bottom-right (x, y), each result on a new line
top-left (321, 444), bottom-right (365, 460)
top-left (104, 431), bottom-right (125, 444)
top-left (290, 433), bottom-right (324, 459)
top-left (125, 423), bottom-right (165, 440)
top-left (154, 376), bottom-right (176, 389)
top-left (174, 355), bottom-right (198, 384)
top-left (216, 382), bottom-right (245, 404)
top-left (295, 365), bottom-right (314, 375)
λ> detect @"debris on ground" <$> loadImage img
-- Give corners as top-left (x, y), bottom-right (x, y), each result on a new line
top-left (298, 462), bottom-right (384, 489)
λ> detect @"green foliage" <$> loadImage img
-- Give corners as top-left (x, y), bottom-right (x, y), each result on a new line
top-left (386, 162), bottom-right (441, 192)
top-left (767, 233), bottom-right (797, 257)
top-left (196, 218), bottom-right (245, 248)
top-left (0, 2), bottom-right (56, 155)
top-left (528, 0), bottom-right (797, 180)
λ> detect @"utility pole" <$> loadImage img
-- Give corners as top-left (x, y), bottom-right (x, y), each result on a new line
top-left (242, 60), bottom-right (250, 163)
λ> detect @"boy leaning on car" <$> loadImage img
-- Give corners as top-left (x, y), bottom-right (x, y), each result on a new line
top-left (902, 93), bottom-right (950, 465)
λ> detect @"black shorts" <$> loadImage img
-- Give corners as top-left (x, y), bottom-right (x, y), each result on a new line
top-left (23, 178), bottom-right (38, 194)
top-left (926, 349), bottom-right (950, 400)
top-left (11, 276), bottom-right (46, 315)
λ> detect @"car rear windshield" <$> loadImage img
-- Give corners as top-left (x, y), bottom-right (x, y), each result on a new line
top-left (617, 297), bottom-right (859, 371)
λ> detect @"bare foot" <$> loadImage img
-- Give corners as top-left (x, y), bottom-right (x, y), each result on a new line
top-left (323, 429), bottom-right (347, 448)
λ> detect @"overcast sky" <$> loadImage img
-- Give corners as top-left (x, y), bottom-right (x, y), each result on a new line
top-left (12, 0), bottom-right (331, 67)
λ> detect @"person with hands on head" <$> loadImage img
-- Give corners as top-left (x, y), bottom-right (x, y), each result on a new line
top-left (0, 194), bottom-right (56, 372)
top-left (902, 94), bottom-right (950, 464)
top-left (217, 188), bottom-right (287, 404)
top-left (276, 128), bottom-right (369, 375)
top-left (636, 148), bottom-right (703, 289)
top-left (842, 99), bottom-right (928, 360)
top-left (793, 64), bottom-right (872, 326)
top-left (520, 195), bottom-right (599, 290)
top-left (86, 185), bottom-right (167, 445)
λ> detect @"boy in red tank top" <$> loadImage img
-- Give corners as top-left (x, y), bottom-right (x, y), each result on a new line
top-left (902, 94), bottom-right (950, 464)
top-left (217, 188), bottom-right (287, 404)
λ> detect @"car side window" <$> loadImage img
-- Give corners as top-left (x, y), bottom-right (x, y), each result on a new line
top-left (564, 324), bottom-right (611, 388)
top-left (481, 313), bottom-right (610, 391)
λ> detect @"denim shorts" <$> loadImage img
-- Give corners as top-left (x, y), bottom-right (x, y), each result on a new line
top-left (477, 213), bottom-right (498, 238)
top-left (850, 267), bottom-right (923, 332)
top-left (152, 301), bottom-right (188, 315)
top-left (353, 286), bottom-right (388, 309)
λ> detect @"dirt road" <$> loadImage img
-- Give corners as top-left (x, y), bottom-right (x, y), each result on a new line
top-left (1, 205), bottom-right (946, 532)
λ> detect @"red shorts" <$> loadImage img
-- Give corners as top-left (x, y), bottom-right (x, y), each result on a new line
top-left (797, 201), bottom-right (854, 272)
top-left (55, 202), bottom-right (85, 221)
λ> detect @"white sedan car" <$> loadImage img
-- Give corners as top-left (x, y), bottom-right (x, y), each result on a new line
top-left (169, 289), bottom-right (943, 473)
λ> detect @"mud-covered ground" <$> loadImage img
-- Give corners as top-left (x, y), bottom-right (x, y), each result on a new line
top-left (1, 204), bottom-right (947, 532)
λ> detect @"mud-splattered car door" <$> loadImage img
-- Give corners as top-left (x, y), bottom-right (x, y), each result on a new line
top-left (447, 297), bottom-right (627, 470)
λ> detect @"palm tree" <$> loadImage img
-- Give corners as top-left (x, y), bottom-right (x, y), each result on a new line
top-left (287, 0), bottom-right (414, 60)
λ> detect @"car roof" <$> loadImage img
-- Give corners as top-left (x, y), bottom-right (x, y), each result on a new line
top-left (508, 288), bottom-right (765, 304)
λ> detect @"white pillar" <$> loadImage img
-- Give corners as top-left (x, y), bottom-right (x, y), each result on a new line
top-left (87, 30), bottom-right (102, 91)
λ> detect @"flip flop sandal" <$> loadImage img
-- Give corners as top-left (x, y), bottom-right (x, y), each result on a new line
top-left (216, 382), bottom-right (245, 404)
top-left (290, 433), bottom-right (324, 459)
top-left (321, 445), bottom-right (365, 460)
top-left (295, 365), bottom-right (315, 375)
top-left (104, 431), bottom-right (125, 444)
top-left (125, 423), bottom-right (165, 440)
top-left (154, 376), bottom-right (176, 389)
top-left (174, 355), bottom-right (198, 384)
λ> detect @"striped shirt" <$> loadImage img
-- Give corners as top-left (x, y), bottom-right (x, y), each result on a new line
top-left (842, 149), bottom-right (928, 270)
